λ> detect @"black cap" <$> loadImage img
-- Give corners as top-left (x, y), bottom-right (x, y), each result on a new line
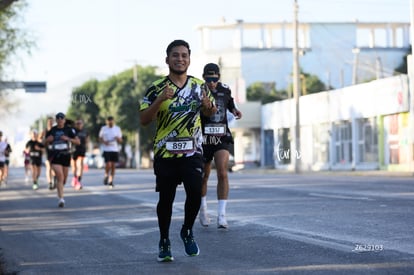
top-left (203, 63), bottom-right (220, 75)
top-left (55, 112), bottom-right (65, 119)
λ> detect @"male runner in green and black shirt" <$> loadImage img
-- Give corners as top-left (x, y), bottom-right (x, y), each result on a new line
top-left (140, 39), bottom-right (217, 262)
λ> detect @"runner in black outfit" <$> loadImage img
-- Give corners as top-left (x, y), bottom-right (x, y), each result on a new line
top-left (46, 112), bottom-right (80, 207)
top-left (199, 63), bottom-right (242, 229)
top-left (71, 118), bottom-right (88, 190)
top-left (41, 116), bottom-right (56, 190)
top-left (25, 130), bottom-right (44, 190)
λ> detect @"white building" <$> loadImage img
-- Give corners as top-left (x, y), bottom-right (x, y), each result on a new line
top-left (194, 20), bottom-right (412, 171)
top-left (262, 75), bottom-right (412, 171)
top-left (194, 20), bottom-right (410, 97)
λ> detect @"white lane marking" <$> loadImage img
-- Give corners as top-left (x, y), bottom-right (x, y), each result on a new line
top-left (103, 225), bottom-right (158, 237)
top-left (309, 192), bottom-right (374, 201)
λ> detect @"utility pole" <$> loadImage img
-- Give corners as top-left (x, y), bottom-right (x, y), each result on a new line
top-left (352, 47), bottom-right (360, 85)
top-left (292, 0), bottom-right (301, 173)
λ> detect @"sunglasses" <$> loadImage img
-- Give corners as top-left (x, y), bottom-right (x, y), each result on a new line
top-left (56, 116), bottom-right (65, 120)
top-left (205, 77), bottom-right (219, 83)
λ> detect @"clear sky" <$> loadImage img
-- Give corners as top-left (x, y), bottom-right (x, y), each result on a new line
top-left (10, 0), bottom-right (411, 86)
top-left (1, 0), bottom-right (411, 160)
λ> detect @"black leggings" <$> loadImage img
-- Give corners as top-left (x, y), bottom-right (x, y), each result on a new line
top-left (154, 155), bottom-right (203, 239)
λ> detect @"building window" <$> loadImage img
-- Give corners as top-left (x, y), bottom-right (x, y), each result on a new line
top-left (357, 118), bottom-right (378, 163)
top-left (264, 129), bottom-right (275, 167)
top-left (276, 128), bottom-right (291, 165)
top-left (312, 123), bottom-right (330, 164)
top-left (333, 121), bottom-right (352, 164)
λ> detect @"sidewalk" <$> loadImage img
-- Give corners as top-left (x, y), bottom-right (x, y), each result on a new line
top-left (234, 166), bottom-right (414, 177)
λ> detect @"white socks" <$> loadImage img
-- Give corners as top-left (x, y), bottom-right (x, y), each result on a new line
top-left (201, 197), bottom-right (227, 215)
top-left (218, 200), bottom-right (227, 216)
top-left (201, 196), bottom-right (207, 209)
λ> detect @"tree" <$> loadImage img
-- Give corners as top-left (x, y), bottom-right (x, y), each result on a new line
top-left (302, 72), bottom-right (328, 94)
top-left (66, 65), bottom-right (161, 161)
top-left (246, 82), bottom-right (287, 104)
top-left (0, 0), bottom-right (34, 115)
top-left (0, 0), bottom-right (19, 11)
top-left (0, 0), bottom-right (32, 79)
top-left (66, 79), bottom-right (101, 143)
top-left (93, 66), bottom-right (160, 158)
top-left (286, 71), bottom-right (330, 96)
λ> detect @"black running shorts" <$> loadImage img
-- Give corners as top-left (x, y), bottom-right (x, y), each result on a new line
top-left (153, 154), bottom-right (203, 192)
top-left (30, 157), bottom-right (42, 167)
top-left (103, 151), bottom-right (119, 163)
top-left (202, 142), bottom-right (232, 163)
top-left (50, 151), bottom-right (71, 167)
top-left (72, 150), bottom-right (86, 160)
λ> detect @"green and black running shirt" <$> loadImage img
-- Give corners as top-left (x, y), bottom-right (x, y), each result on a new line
top-left (140, 76), bottom-right (215, 159)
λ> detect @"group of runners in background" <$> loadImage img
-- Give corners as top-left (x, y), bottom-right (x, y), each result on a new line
top-left (22, 114), bottom-right (90, 207)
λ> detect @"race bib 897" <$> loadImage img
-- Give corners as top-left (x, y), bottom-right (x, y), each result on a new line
top-left (166, 137), bottom-right (195, 154)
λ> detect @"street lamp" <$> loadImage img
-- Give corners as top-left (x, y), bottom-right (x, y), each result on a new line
top-left (292, 0), bottom-right (301, 173)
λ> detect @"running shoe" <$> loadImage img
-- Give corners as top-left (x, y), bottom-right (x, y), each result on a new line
top-left (32, 183), bottom-right (39, 190)
top-left (199, 208), bottom-right (210, 227)
top-left (217, 214), bottom-right (228, 229)
top-left (58, 198), bottom-right (65, 208)
top-left (108, 182), bottom-right (114, 189)
top-left (74, 181), bottom-right (83, 190)
top-left (180, 228), bottom-right (200, 256)
top-left (103, 176), bottom-right (108, 185)
top-left (71, 177), bottom-right (76, 187)
top-left (48, 182), bottom-right (53, 190)
top-left (157, 238), bottom-right (174, 262)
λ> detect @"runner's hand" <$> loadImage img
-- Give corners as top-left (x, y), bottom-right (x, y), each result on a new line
top-left (233, 109), bottom-right (242, 119)
top-left (161, 83), bottom-right (174, 101)
top-left (201, 89), bottom-right (212, 109)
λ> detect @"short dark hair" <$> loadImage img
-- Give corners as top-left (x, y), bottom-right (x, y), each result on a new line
top-left (107, 116), bottom-right (114, 121)
top-left (55, 112), bottom-right (65, 119)
top-left (65, 119), bottom-right (74, 127)
top-left (166, 40), bottom-right (191, 57)
top-left (203, 63), bottom-right (220, 75)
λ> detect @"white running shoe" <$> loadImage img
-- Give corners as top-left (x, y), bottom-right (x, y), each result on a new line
top-left (217, 214), bottom-right (228, 229)
top-left (199, 208), bottom-right (210, 227)
top-left (58, 198), bottom-right (65, 208)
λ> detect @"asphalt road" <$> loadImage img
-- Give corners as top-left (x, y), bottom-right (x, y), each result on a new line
top-left (1, 167), bottom-right (414, 275)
